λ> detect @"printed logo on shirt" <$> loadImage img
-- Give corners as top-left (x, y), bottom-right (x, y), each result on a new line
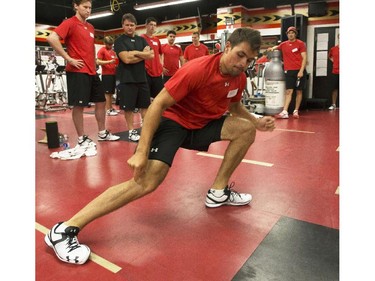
top-left (227, 88), bottom-right (238, 98)
top-left (292, 48), bottom-right (298, 53)
top-left (152, 41), bottom-right (158, 46)
top-left (225, 82), bottom-right (230, 87)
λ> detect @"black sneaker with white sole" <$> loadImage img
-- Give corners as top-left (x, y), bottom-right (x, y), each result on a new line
top-left (205, 183), bottom-right (252, 208)
top-left (44, 222), bottom-right (91, 265)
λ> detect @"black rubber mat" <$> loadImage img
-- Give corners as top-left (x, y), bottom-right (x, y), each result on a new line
top-left (233, 216), bottom-right (339, 281)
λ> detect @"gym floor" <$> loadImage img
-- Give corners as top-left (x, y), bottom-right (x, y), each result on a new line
top-left (35, 106), bottom-right (339, 281)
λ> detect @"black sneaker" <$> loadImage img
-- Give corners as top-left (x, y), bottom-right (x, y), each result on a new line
top-left (44, 222), bottom-right (91, 264)
top-left (205, 183), bottom-right (252, 208)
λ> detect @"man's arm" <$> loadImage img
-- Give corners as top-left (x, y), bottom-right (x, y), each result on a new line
top-left (127, 87), bottom-right (176, 179)
top-left (47, 31), bottom-right (83, 68)
top-left (298, 51), bottom-right (307, 78)
top-left (118, 46), bottom-right (154, 64)
top-left (47, 32), bottom-right (72, 63)
top-left (228, 101), bottom-right (275, 132)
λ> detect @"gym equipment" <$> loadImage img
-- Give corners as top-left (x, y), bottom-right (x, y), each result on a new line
top-left (35, 65), bottom-right (68, 112)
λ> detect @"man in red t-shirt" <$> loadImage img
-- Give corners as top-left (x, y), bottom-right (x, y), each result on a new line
top-left (47, 0), bottom-right (119, 147)
top-left (141, 17), bottom-right (164, 98)
top-left (161, 30), bottom-right (184, 84)
top-left (269, 26), bottom-right (307, 119)
top-left (45, 27), bottom-right (276, 265)
top-left (96, 36), bottom-right (119, 116)
top-left (183, 32), bottom-right (209, 64)
top-left (328, 34), bottom-right (340, 110)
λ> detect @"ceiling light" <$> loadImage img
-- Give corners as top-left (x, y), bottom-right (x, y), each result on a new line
top-left (88, 10), bottom-right (114, 20)
top-left (134, 0), bottom-right (200, 11)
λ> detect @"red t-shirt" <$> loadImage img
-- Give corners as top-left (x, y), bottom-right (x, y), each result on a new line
top-left (276, 39), bottom-right (306, 71)
top-left (163, 53), bottom-right (245, 129)
top-left (329, 45), bottom-right (339, 74)
top-left (161, 43), bottom-right (183, 76)
top-left (183, 43), bottom-right (209, 62)
top-left (54, 16), bottom-right (96, 75)
top-left (97, 46), bottom-right (118, 75)
top-left (141, 34), bottom-right (163, 77)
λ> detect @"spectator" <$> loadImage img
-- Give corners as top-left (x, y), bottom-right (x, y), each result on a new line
top-left (114, 13), bottom-right (154, 142)
top-left (46, 0), bottom-right (119, 148)
top-left (183, 32), bottom-right (209, 64)
top-left (96, 36), bottom-right (119, 116)
top-left (328, 33), bottom-right (339, 110)
top-left (141, 17), bottom-right (164, 99)
top-left (161, 30), bottom-right (184, 84)
top-left (269, 26), bottom-right (307, 119)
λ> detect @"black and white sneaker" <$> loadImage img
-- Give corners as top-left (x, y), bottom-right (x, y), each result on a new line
top-left (78, 135), bottom-right (96, 147)
top-left (44, 222), bottom-right (91, 265)
top-left (128, 129), bottom-right (140, 142)
top-left (98, 130), bottom-right (120, 141)
top-left (205, 183), bottom-right (252, 208)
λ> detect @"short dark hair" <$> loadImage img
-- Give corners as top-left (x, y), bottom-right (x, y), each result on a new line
top-left (227, 28), bottom-right (261, 52)
top-left (145, 17), bottom-right (157, 24)
top-left (122, 13), bottom-right (137, 25)
top-left (72, 0), bottom-right (91, 11)
top-left (104, 36), bottom-right (114, 45)
top-left (167, 30), bottom-right (176, 36)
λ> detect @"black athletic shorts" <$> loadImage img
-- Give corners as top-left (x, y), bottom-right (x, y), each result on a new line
top-left (117, 82), bottom-right (151, 111)
top-left (331, 74), bottom-right (339, 90)
top-left (285, 69), bottom-right (307, 90)
top-left (146, 74), bottom-right (164, 98)
top-left (148, 116), bottom-right (226, 167)
top-left (101, 75), bottom-right (116, 94)
top-left (66, 72), bottom-right (105, 106)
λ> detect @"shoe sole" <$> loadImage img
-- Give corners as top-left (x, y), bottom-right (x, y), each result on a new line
top-left (98, 138), bottom-right (120, 141)
top-left (205, 198), bottom-right (252, 208)
top-left (44, 233), bottom-right (91, 265)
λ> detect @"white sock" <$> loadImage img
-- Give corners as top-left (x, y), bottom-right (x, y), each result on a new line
top-left (99, 130), bottom-right (106, 135)
top-left (210, 188), bottom-right (224, 196)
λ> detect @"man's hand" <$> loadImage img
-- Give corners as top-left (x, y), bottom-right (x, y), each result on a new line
top-left (127, 152), bottom-right (148, 181)
top-left (256, 116), bottom-right (276, 131)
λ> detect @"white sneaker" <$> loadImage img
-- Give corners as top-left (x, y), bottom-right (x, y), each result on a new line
top-left (328, 104), bottom-right (336, 110)
top-left (78, 135), bottom-right (96, 148)
top-left (205, 183), bottom-right (252, 208)
top-left (274, 110), bottom-right (289, 119)
top-left (128, 129), bottom-right (140, 142)
top-left (98, 130), bottom-right (120, 141)
top-left (106, 109), bottom-right (118, 116)
top-left (44, 222), bottom-right (91, 265)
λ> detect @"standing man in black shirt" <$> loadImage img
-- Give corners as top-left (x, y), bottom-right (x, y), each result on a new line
top-left (114, 13), bottom-right (154, 141)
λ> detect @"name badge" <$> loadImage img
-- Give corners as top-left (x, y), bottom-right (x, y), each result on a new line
top-left (227, 88), bottom-right (238, 98)
top-left (292, 48), bottom-right (298, 53)
top-left (90, 32), bottom-right (94, 38)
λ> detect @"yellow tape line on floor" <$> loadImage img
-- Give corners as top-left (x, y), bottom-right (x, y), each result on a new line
top-left (35, 222), bottom-right (122, 273)
top-left (275, 128), bottom-right (315, 134)
top-left (197, 152), bottom-right (273, 167)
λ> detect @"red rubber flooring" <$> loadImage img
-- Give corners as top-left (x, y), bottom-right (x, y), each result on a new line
top-left (35, 107), bottom-right (339, 280)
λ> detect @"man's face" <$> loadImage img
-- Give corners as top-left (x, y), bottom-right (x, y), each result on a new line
top-left (192, 34), bottom-right (200, 45)
top-left (105, 43), bottom-right (113, 50)
top-left (123, 19), bottom-right (136, 36)
top-left (222, 42), bottom-right (257, 77)
top-left (287, 31), bottom-right (297, 41)
top-left (146, 21), bottom-right (157, 35)
top-left (167, 33), bottom-right (176, 45)
top-left (75, 1), bottom-right (92, 19)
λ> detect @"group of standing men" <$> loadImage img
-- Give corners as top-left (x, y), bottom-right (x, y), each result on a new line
top-left (48, 1), bottom-right (210, 145)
